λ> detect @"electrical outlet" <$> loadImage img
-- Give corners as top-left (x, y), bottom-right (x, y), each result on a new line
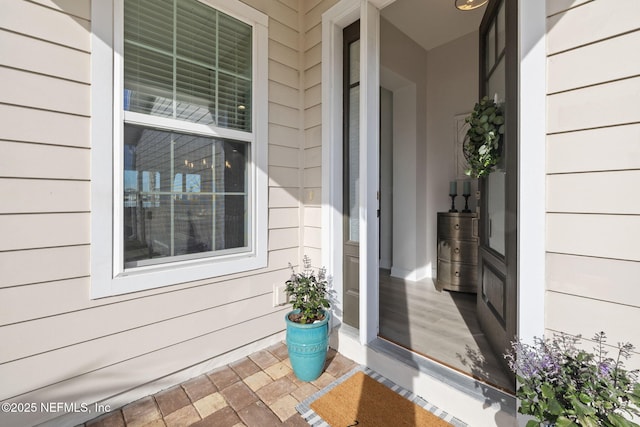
top-left (273, 284), bottom-right (289, 307)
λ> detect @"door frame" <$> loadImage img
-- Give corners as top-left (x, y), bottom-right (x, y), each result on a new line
top-left (321, 0), bottom-right (546, 350)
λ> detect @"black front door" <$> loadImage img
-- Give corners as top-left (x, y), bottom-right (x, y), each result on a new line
top-left (476, 0), bottom-right (518, 379)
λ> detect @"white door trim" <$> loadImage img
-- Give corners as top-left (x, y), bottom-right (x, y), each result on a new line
top-left (321, 0), bottom-right (546, 351)
top-left (321, 0), bottom-right (380, 345)
top-left (359, 1), bottom-right (381, 344)
top-left (517, 0), bottom-right (546, 345)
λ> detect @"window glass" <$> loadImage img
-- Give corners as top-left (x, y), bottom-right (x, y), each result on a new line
top-left (123, 124), bottom-right (248, 267)
top-left (122, 0), bottom-right (253, 269)
top-left (124, 0), bottom-right (252, 131)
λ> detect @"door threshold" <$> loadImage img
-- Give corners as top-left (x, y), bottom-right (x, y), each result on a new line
top-left (369, 336), bottom-right (516, 411)
top-left (377, 335), bottom-right (515, 395)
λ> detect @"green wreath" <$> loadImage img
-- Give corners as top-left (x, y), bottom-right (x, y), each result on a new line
top-left (463, 96), bottom-right (505, 178)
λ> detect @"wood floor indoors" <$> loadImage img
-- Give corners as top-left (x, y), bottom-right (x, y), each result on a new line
top-left (378, 269), bottom-right (514, 392)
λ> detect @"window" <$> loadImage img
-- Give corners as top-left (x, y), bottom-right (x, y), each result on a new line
top-left (91, 0), bottom-right (268, 298)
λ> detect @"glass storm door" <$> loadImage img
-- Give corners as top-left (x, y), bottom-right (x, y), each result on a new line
top-left (477, 0), bottom-right (517, 379)
top-left (343, 21), bottom-right (360, 329)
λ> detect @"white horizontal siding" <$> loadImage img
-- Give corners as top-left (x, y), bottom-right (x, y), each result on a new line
top-left (0, 213), bottom-right (90, 251)
top-left (305, 146), bottom-right (322, 168)
top-left (547, 0), bottom-right (640, 55)
top-left (1, 264), bottom-right (291, 328)
top-left (0, 269), bottom-right (289, 364)
top-left (0, 106), bottom-right (89, 147)
top-left (547, 76), bottom-right (640, 133)
top-left (278, 0), bottom-right (297, 12)
top-left (0, 67), bottom-right (90, 116)
top-left (269, 165), bottom-right (299, 188)
top-left (547, 213), bottom-right (640, 262)
top-left (269, 18), bottom-right (299, 50)
top-left (305, 63), bottom-right (322, 89)
top-left (304, 207), bottom-right (322, 228)
top-left (269, 145), bottom-right (300, 168)
top-left (0, 311), bottom-right (286, 427)
top-left (0, 141), bottom-right (90, 179)
top-left (268, 227), bottom-right (300, 250)
top-left (269, 38), bottom-right (298, 68)
top-left (547, 253), bottom-right (640, 308)
top-left (546, 123), bottom-right (640, 174)
top-left (267, 1), bottom-right (297, 31)
top-left (0, 1), bottom-right (307, 426)
top-left (548, 30), bottom-right (640, 94)
top-left (546, 292), bottom-right (640, 358)
top-left (0, 29), bottom-right (90, 83)
top-left (269, 79), bottom-right (300, 108)
top-left (0, 0), bottom-right (90, 52)
top-left (301, 0), bottom-right (332, 260)
top-left (0, 179), bottom-right (89, 214)
top-left (305, 125), bottom-right (322, 148)
top-left (303, 226), bottom-right (322, 248)
top-left (545, 0), bottom-right (591, 17)
top-left (0, 294), bottom-right (279, 399)
top-left (547, 171), bottom-right (640, 214)
top-left (269, 122), bottom-right (301, 148)
top-left (0, 246), bottom-right (89, 288)
top-left (269, 187), bottom-right (299, 208)
top-left (305, 83), bottom-right (322, 110)
top-left (269, 102), bottom-right (299, 128)
top-left (28, 0), bottom-right (91, 20)
top-left (269, 207), bottom-right (300, 229)
top-left (305, 103), bottom-right (322, 128)
top-left (304, 166), bottom-right (321, 187)
top-left (269, 59), bottom-right (299, 88)
top-left (545, 0), bottom-right (640, 351)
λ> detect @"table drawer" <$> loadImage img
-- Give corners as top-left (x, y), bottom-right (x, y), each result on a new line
top-left (437, 215), bottom-right (477, 240)
top-left (436, 260), bottom-right (478, 292)
top-left (437, 239), bottom-right (478, 263)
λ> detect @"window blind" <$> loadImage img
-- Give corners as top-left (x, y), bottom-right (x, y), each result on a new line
top-left (124, 0), bottom-right (252, 131)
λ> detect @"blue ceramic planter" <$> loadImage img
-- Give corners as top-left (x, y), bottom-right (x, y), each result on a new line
top-left (285, 310), bottom-right (330, 382)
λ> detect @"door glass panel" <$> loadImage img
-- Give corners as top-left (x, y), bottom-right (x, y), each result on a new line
top-left (348, 78), bottom-right (360, 242)
top-left (487, 171), bottom-right (506, 255)
top-left (348, 39), bottom-right (361, 242)
top-left (485, 21), bottom-right (495, 74)
top-left (487, 57), bottom-right (505, 103)
top-left (486, 53), bottom-right (505, 254)
top-left (350, 40), bottom-right (360, 84)
top-left (497, 1), bottom-right (506, 55)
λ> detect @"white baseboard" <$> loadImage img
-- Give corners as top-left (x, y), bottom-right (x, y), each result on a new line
top-left (390, 265), bottom-right (430, 281)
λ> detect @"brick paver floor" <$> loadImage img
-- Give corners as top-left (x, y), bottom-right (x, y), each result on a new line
top-left (84, 342), bottom-right (357, 427)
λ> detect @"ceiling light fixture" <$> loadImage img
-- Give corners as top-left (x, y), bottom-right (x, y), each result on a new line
top-left (455, 0), bottom-right (488, 11)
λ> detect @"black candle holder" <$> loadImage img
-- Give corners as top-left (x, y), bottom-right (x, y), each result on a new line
top-left (462, 194), bottom-right (471, 213)
top-left (449, 194), bottom-right (458, 212)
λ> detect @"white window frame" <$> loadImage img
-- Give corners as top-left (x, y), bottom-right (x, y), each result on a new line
top-left (91, 0), bottom-right (268, 298)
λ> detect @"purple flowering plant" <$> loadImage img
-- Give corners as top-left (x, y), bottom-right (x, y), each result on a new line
top-left (505, 332), bottom-right (640, 427)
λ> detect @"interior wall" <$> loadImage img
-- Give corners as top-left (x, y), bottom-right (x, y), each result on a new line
top-left (379, 17), bottom-right (428, 280)
top-left (426, 31), bottom-right (479, 278)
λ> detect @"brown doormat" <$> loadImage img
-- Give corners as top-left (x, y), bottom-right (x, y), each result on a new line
top-left (310, 371), bottom-right (453, 427)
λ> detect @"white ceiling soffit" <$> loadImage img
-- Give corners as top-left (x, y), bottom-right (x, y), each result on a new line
top-left (381, 0), bottom-right (486, 51)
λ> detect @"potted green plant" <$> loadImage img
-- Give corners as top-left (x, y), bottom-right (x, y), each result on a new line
top-left (284, 255), bottom-right (331, 381)
top-left (505, 332), bottom-right (640, 427)
top-left (463, 96), bottom-right (505, 178)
